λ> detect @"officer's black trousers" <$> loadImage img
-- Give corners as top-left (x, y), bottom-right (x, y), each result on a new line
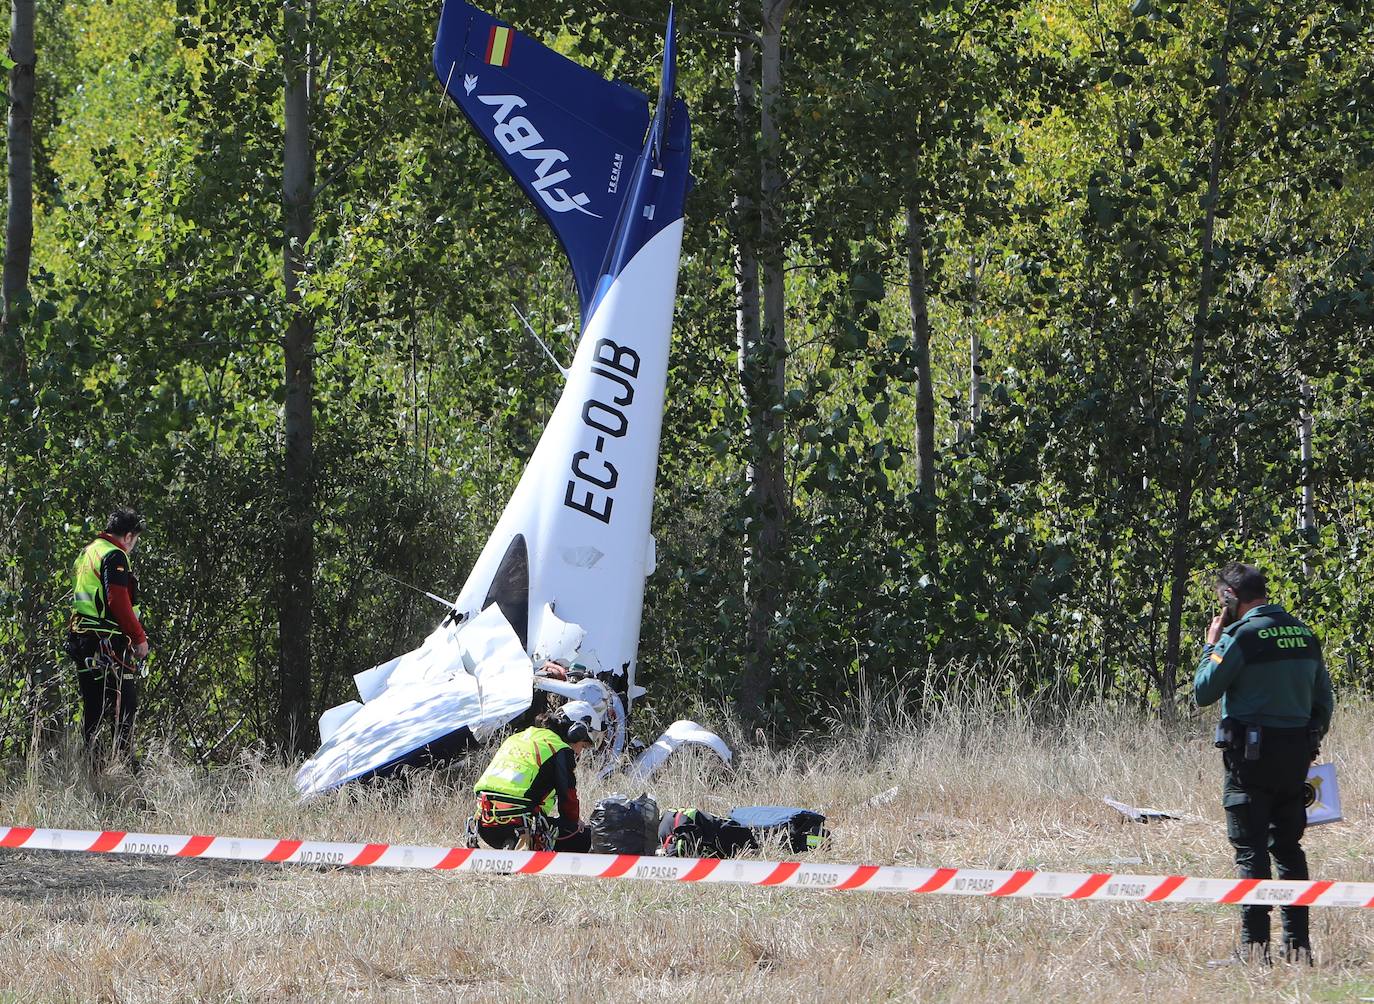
top-left (1222, 728), bottom-right (1311, 949)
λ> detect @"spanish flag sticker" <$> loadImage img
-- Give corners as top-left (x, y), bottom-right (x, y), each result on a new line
top-left (485, 25), bottom-right (513, 67)
top-left (1210, 652), bottom-right (1223, 664)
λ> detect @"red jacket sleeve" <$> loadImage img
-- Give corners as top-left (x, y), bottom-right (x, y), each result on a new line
top-left (551, 748), bottom-right (581, 832)
top-left (106, 584), bottom-right (147, 647)
top-left (558, 787), bottom-right (581, 825)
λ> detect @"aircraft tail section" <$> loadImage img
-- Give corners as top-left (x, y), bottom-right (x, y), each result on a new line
top-left (433, 2), bottom-right (651, 320)
top-left (295, 4), bottom-right (692, 796)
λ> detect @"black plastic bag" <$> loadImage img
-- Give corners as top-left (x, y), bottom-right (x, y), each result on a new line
top-left (590, 793), bottom-right (660, 854)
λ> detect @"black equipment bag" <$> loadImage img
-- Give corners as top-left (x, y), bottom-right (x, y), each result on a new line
top-left (590, 793), bottom-right (660, 855)
top-left (658, 808), bottom-right (758, 858)
top-left (728, 805), bottom-right (830, 852)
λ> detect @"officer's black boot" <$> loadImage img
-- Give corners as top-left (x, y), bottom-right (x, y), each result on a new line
top-left (1279, 905), bottom-right (1311, 965)
top-left (1240, 903), bottom-right (1272, 953)
top-left (1280, 907), bottom-right (1313, 966)
top-left (1280, 944), bottom-right (1314, 966)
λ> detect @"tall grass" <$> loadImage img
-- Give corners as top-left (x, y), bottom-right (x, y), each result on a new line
top-left (1, 697), bottom-right (1371, 1001)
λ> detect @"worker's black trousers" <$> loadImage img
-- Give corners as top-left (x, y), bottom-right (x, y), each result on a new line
top-left (477, 819), bottom-right (592, 853)
top-left (1221, 727), bottom-right (1311, 949)
top-left (68, 634), bottom-right (139, 759)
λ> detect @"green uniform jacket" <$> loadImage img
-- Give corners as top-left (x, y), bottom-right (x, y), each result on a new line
top-left (1193, 603), bottom-right (1334, 737)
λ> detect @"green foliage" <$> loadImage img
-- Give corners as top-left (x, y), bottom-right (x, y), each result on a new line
top-left (2, 0), bottom-right (1372, 754)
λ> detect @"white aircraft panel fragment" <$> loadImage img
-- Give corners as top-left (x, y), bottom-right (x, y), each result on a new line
top-left (627, 720), bottom-right (731, 783)
top-left (353, 620), bottom-right (463, 702)
top-left (353, 655), bottom-right (402, 703)
top-left (530, 603), bottom-right (586, 666)
top-left (460, 605), bottom-right (536, 740)
top-left (317, 701), bottom-right (363, 745)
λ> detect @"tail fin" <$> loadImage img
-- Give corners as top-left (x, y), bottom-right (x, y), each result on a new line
top-left (433, 2), bottom-right (651, 321)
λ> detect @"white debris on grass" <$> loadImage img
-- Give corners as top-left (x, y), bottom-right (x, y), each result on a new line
top-left (628, 720), bottom-right (732, 783)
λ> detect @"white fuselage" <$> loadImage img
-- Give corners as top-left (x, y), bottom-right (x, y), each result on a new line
top-left (453, 218), bottom-right (686, 702)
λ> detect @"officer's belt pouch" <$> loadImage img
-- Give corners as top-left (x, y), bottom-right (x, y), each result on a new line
top-left (1216, 717), bottom-right (1262, 759)
top-left (1222, 790), bottom-right (1251, 810)
top-left (1214, 717), bottom-right (1238, 750)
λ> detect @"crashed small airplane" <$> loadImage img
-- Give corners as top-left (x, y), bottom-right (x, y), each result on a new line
top-left (295, 1), bottom-right (730, 797)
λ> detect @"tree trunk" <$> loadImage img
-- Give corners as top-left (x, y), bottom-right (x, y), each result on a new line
top-left (968, 328), bottom-right (982, 438)
top-left (1160, 8), bottom-right (1236, 715)
top-left (4, 0), bottom-right (58, 744)
top-left (958, 251), bottom-right (985, 444)
top-left (736, 0), bottom-right (791, 725)
top-left (279, 0), bottom-right (315, 754)
top-left (733, 4), bottom-right (765, 721)
top-left (1299, 383), bottom-right (1315, 579)
top-left (3, 0), bottom-right (34, 363)
top-left (905, 202), bottom-right (936, 541)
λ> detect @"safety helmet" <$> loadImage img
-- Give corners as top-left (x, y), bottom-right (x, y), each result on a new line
top-left (556, 700), bottom-right (606, 750)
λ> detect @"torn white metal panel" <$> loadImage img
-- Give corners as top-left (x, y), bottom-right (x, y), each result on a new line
top-left (351, 619), bottom-right (459, 702)
top-left (317, 701), bottom-right (362, 745)
top-left (384, 624), bottom-right (471, 693)
top-left (530, 603), bottom-right (586, 666)
top-left (627, 720), bottom-right (731, 783)
top-left (462, 605), bottom-right (531, 683)
top-left (460, 605), bottom-right (539, 740)
top-left (353, 653), bottom-right (403, 703)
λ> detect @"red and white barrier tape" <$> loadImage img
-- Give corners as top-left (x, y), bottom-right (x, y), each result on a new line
top-left (3, 824), bottom-right (1371, 907)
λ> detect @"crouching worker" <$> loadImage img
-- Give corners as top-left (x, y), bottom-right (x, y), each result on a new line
top-left (471, 701), bottom-right (604, 852)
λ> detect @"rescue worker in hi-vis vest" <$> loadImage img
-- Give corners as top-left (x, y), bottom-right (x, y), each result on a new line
top-left (1194, 561), bottom-right (1334, 966)
top-left (65, 508), bottom-right (149, 761)
top-left (471, 701), bottom-right (604, 852)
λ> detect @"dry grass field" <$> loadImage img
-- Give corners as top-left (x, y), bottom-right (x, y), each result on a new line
top-left (2, 697), bottom-right (1373, 1003)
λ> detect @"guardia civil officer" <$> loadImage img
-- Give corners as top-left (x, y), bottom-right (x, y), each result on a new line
top-left (65, 508), bottom-right (149, 763)
top-left (470, 701), bottom-right (603, 852)
top-left (1194, 561), bottom-right (1333, 965)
